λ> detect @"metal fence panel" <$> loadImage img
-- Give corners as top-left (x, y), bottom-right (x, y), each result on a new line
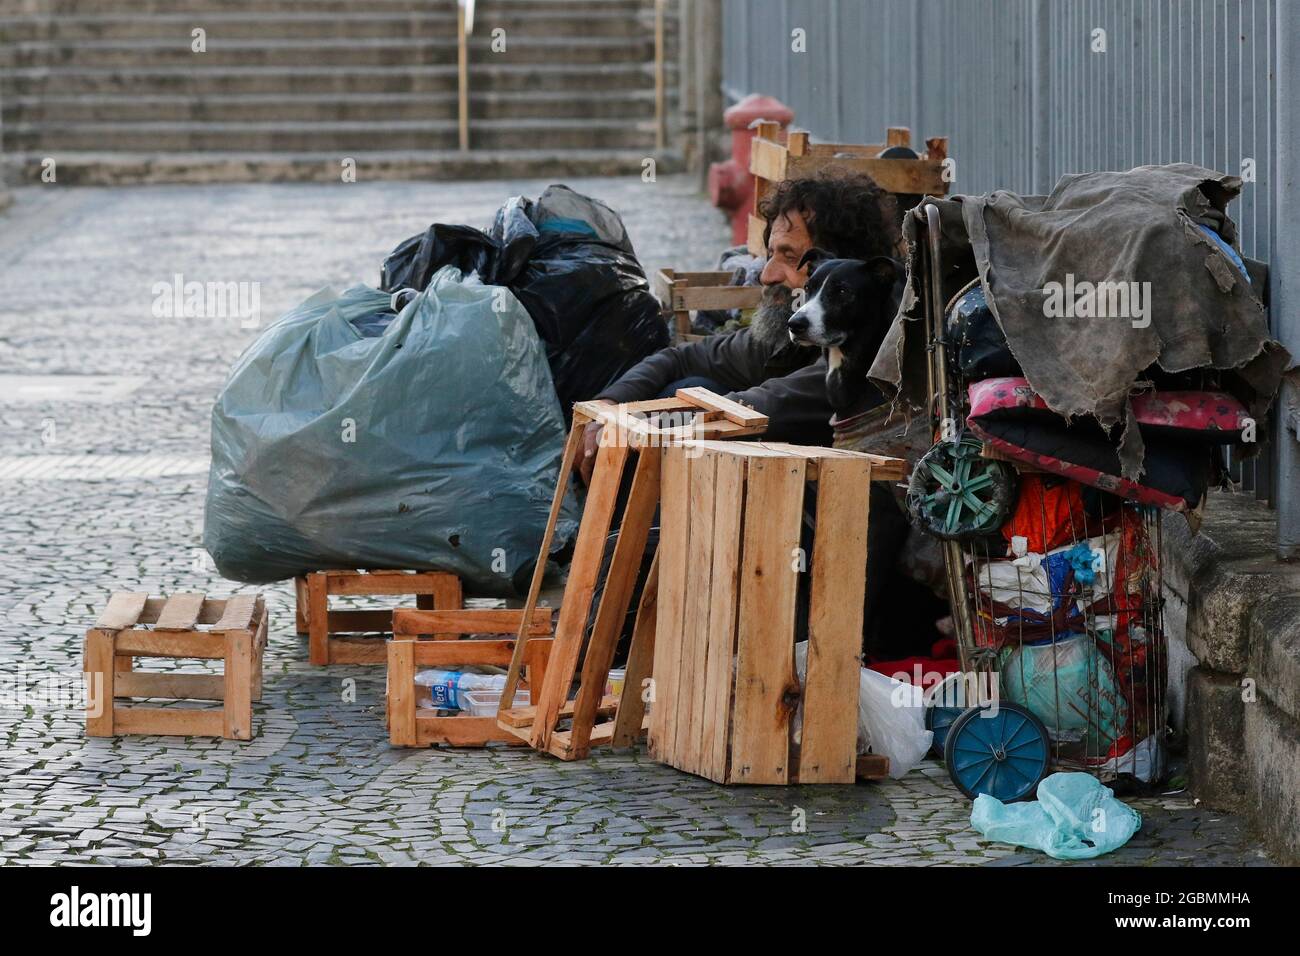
top-left (722, 0), bottom-right (1278, 497)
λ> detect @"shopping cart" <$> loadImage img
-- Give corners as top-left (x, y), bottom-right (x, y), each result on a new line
top-left (909, 203), bottom-right (1169, 803)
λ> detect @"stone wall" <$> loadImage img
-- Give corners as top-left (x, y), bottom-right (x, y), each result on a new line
top-left (1163, 490), bottom-right (1300, 863)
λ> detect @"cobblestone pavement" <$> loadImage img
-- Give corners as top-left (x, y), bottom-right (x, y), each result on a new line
top-left (0, 177), bottom-right (1276, 866)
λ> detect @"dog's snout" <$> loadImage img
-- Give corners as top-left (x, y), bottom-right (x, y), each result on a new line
top-left (787, 314), bottom-right (810, 334)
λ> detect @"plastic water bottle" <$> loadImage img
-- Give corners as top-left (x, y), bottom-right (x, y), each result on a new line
top-left (413, 669), bottom-right (506, 710)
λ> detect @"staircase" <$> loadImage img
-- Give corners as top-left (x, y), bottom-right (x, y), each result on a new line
top-left (0, 0), bottom-right (681, 183)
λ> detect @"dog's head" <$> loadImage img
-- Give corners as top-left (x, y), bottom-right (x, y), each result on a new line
top-left (786, 250), bottom-right (901, 349)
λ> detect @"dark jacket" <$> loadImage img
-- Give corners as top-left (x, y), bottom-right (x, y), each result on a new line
top-left (595, 328), bottom-right (833, 445)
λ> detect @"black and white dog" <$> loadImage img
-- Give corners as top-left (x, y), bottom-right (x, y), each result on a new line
top-left (786, 249), bottom-right (902, 412)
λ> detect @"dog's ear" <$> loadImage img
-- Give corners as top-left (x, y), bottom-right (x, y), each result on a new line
top-left (798, 247), bottom-right (834, 273)
top-left (864, 256), bottom-right (903, 288)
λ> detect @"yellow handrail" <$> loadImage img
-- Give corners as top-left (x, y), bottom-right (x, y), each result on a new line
top-left (457, 0), bottom-right (475, 152)
top-left (654, 0), bottom-right (665, 151)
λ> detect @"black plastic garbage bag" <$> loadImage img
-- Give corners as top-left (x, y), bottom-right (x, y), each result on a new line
top-left (203, 270), bottom-right (579, 595)
top-left (380, 185), bottom-right (667, 417)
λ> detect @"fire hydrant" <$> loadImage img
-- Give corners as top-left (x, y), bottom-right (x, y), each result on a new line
top-left (709, 94), bottom-right (794, 245)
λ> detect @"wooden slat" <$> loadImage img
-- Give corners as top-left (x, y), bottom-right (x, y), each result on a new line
top-left (223, 631), bottom-right (253, 740)
top-left (569, 446), bottom-right (661, 756)
top-left (388, 640), bottom-right (417, 746)
top-left (327, 637), bottom-right (388, 665)
top-left (611, 551), bottom-right (659, 749)
top-left (113, 630), bottom-right (225, 659)
top-left (113, 707), bottom-right (224, 737)
top-left (703, 450), bottom-right (745, 781)
top-left (677, 445), bottom-right (716, 775)
top-left (152, 593), bottom-right (205, 632)
top-left (749, 134), bottom-right (789, 181)
top-left (114, 672), bottom-right (225, 701)
top-left (325, 571), bottom-right (457, 597)
top-left (747, 212), bottom-right (767, 256)
top-left (676, 386), bottom-right (768, 428)
top-left (211, 594), bottom-right (258, 633)
top-left (416, 714), bottom-right (525, 747)
top-left (854, 754), bottom-right (890, 781)
top-left (408, 637), bottom-right (553, 669)
top-left (729, 455), bottom-right (805, 784)
top-left (500, 417), bottom-right (585, 705)
top-left (648, 444), bottom-right (690, 764)
top-left (393, 607), bottom-right (552, 637)
top-left (756, 442), bottom-right (906, 481)
top-left (671, 285), bottom-right (764, 312)
top-left (85, 630), bottom-right (115, 736)
top-left (95, 593), bottom-right (148, 631)
top-left (800, 458), bottom-right (872, 783)
top-left (498, 694), bottom-right (618, 729)
top-left (787, 155), bottom-right (948, 195)
top-left (529, 439), bottom-right (630, 750)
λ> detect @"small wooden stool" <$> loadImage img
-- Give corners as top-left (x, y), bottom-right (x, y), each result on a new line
top-left (294, 569), bottom-right (462, 666)
top-left (84, 592), bottom-right (267, 740)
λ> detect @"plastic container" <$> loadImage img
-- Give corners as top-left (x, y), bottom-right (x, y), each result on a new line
top-left (413, 669), bottom-right (506, 710)
top-left (461, 688), bottom-right (530, 718)
top-left (606, 668), bottom-right (626, 698)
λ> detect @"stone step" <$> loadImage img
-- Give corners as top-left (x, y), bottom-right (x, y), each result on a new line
top-left (6, 117), bottom-right (658, 152)
top-left (1, 62), bottom-right (671, 96)
top-left (2, 89), bottom-right (663, 123)
top-left (0, 10), bottom-right (669, 42)
top-left (1, 147), bottom-right (684, 185)
top-left (0, 35), bottom-right (658, 69)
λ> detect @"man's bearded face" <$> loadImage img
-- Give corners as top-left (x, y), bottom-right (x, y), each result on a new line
top-left (750, 282), bottom-right (797, 348)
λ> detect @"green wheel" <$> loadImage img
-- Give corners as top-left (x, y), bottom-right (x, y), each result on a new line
top-left (906, 436), bottom-right (1018, 541)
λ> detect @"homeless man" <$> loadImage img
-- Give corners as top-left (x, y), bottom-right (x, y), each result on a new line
top-left (580, 171), bottom-right (946, 661)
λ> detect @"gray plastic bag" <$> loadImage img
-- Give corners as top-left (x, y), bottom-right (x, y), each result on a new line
top-left (203, 267), bottom-right (577, 596)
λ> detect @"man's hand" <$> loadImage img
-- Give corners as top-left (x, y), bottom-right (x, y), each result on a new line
top-left (579, 400), bottom-right (614, 486)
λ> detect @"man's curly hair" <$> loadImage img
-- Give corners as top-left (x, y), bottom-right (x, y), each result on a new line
top-left (759, 169), bottom-right (900, 260)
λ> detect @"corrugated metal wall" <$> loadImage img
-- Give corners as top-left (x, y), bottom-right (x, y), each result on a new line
top-left (722, 0), bottom-right (1278, 495)
top-left (723, 0), bottom-right (1273, 256)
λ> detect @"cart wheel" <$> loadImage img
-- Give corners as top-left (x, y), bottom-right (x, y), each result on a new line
top-left (924, 671), bottom-right (968, 758)
top-left (943, 702), bottom-right (1050, 802)
top-left (906, 436), bottom-right (1017, 541)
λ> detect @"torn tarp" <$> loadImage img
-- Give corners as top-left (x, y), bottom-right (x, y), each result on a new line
top-left (868, 163), bottom-right (1289, 478)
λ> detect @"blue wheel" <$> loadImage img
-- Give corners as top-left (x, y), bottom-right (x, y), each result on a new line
top-left (924, 672), bottom-right (969, 758)
top-left (943, 702), bottom-right (1050, 802)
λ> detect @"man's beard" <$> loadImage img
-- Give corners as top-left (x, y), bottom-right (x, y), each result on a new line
top-left (750, 284), bottom-right (796, 349)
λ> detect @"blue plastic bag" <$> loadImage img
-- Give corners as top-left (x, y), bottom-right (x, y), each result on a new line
top-left (970, 772), bottom-right (1141, 860)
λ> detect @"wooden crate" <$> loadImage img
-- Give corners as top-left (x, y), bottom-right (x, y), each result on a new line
top-left (386, 606), bottom-right (555, 747)
top-left (295, 569), bottom-right (462, 666)
top-left (654, 268), bottom-right (764, 342)
top-left (650, 441), bottom-right (905, 784)
top-left (747, 125), bottom-right (951, 256)
top-left (495, 389), bottom-right (769, 760)
top-left (84, 591), bottom-right (268, 740)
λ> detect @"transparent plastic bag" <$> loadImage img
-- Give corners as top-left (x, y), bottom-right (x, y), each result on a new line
top-left (793, 642), bottom-right (932, 778)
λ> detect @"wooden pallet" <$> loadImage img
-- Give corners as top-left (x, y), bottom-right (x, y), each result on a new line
top-left (746, 125), bottom-right (951, 256)
top-left (386, 606), bottom-right (555, 747)
top-left (653, 268), bottom-right (764, 342)
top-left (494, 389), bottom-right (768, 760)
top-left (295, 569), bottom-right (462, 665)
top-left (650, 441), bottom-right (905, 784)
top-left (84, 591), bottom-right (268, 740)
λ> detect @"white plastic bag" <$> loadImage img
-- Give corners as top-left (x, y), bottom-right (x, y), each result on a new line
top-left (793, 642), bottom-right (932, 779)
top-left (858, 667), bottom-right (933, 778)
